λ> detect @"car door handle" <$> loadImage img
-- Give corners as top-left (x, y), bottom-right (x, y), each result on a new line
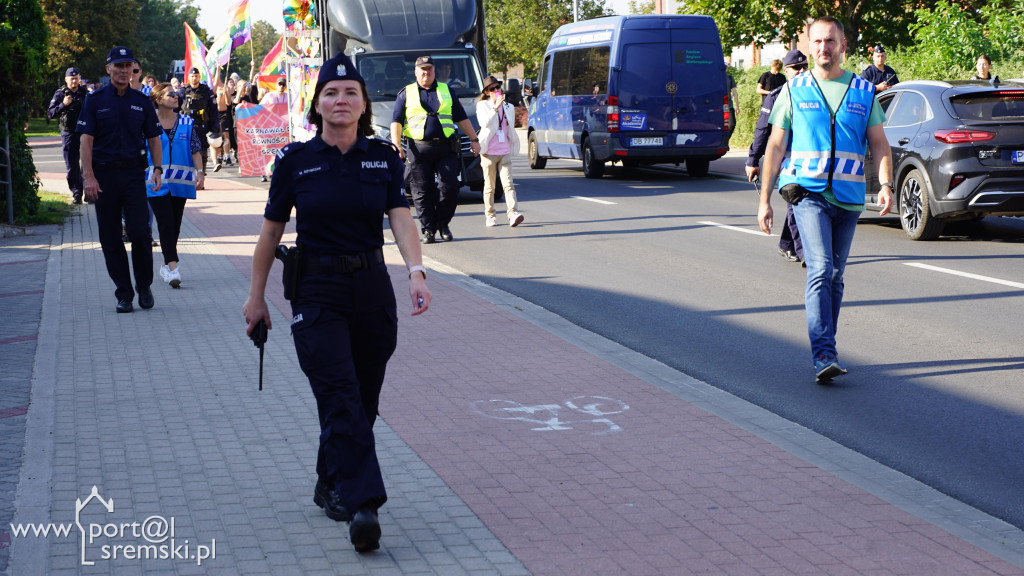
top-left (898, 138), bottom-right (911, 145)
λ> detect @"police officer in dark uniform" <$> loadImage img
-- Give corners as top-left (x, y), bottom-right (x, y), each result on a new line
top-left (243, 51), bottom-right (431, 553)
top-left (180, 67), bottom-right (219, 176)
top-left (861, 45), bottom-right (899, 93)
top-left (78, 46), bottom-right (164, 313)
top-left (747, 49), bottom-right (807, 264)
top-left (47, 67), bottom-right (88, 203)
top-left (389, 55), bottom-right (482, 244)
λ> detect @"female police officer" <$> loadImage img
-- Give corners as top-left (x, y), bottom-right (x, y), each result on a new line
top-left (243, 52), bottom-right (431, 553)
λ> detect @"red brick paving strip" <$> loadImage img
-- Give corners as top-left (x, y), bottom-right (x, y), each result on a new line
top-left (189, 178), bottom-right (1024, 576)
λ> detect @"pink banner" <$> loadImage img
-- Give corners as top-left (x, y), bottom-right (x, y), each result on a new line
top-left (235, 102), bottom-right (289, 177)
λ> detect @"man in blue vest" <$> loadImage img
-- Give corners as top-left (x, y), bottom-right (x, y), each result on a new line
top-left (757, 16), bottom-right (894, 383)
top-left (390, 56), bottom-right (482, 244)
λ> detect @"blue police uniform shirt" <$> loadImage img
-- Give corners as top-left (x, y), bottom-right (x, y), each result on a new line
top-left (391, 81), bottom-right (469, 140)
top-left (747, 85), bottom-right (785, 167)
top-left (264, 134), bottom-right (409, 254)
top-left (76, 83), bottom-right (162, 163)
top-left (861, 65), bottom-right (899, 87)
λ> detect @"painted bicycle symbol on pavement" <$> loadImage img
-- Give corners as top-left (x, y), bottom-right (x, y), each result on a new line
top-left (472, 395), bottom-right (629, 435)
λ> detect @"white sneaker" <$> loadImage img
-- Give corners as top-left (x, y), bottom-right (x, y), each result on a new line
top-left (159, 265), bottom-right (170, 283)
top-left (509, 212), bottom-right (524, 227)
top-left (168, 266), bottom-right (181, 289)
top-left (485, 215), bottom-right (497, 227)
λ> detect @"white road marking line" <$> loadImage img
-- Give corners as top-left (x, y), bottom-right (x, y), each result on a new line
top-left (571, 196), bottom-right (617, 205)
top-left (628, 185), bottom-right (672, 189)
top-left (903, 262), bottom-right (1024, 289)
top-left (698, 220), bottom-right (775, 237)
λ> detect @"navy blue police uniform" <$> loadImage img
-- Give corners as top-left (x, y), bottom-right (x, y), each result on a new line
top-left (265, 132), bottom-right (408, 518)
top-left (747, 82), bottom-right (802, 261)
top-left (861, 64), bottom-right (899, 88)
top-left (47, 68), bottom-right (88, 203)
top-left (181, 70), bottom-right (219, 170)
top-left (392, 73), bottom-right (469, 239)
top-left (77, 47), bottom-right (163, 308)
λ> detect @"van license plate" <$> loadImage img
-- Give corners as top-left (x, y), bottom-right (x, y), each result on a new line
top-left (1013, 150), bottom-right (1024, 164)
top-left (631, 137), bottom-right (662, 146)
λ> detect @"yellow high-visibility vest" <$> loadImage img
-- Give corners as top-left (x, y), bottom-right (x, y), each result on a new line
top-left (403, 82), bottom-right (456, 139)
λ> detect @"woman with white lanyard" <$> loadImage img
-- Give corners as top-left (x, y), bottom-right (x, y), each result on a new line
top-left (475, 75), bottom-right (525, 227)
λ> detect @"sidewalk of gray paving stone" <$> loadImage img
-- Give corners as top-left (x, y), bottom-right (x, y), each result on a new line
top-left (4, 151), bottom-right (1024, 575)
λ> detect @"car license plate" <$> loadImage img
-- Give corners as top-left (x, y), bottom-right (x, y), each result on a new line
top-left (1013, 150), bottom-right (1024, 164)
top-left (631, 137), bottom-right (662, 146)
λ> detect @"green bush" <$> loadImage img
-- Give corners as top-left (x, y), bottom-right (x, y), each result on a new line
top-left (0, 0), bottom-right (48, 223)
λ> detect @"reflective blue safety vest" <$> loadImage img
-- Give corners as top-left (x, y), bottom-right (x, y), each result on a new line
top-left (779, 72), bottom-right (875, 205)
top-left (147, 115), bottom-right (198, 199)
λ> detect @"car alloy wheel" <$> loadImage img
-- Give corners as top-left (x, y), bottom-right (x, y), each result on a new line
top-left (898, 168), bottom-right (944, 241)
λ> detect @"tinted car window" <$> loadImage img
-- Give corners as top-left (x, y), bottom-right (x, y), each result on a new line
top-left (879, 93), bottom-right (899, 120)
top-left (886, 91), bottom-right (928, 126)
top-left (568, 47), bottom-right (610, 96)
top-left (951, 92), bottom-right (1024, 121)
top-left (551, 51), bottom-right (571, 96)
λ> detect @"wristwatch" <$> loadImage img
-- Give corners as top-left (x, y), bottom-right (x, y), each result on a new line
top-left (880, 181), bottom-right (894, 188)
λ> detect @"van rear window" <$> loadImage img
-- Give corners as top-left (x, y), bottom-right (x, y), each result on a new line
top-left (550, 47), bottom-right (610, 96)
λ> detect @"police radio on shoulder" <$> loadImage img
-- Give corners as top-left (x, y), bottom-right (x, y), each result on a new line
top-left (408, 265), bottom-right (427, 279)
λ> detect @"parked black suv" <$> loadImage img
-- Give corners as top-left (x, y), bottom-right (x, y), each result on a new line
top-left (864, 79), bottom-right (1024, 240)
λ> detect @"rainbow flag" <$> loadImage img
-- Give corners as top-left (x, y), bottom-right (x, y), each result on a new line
top-left (228, 0), bottom-right (251, 49)
top-left (258, 36), bottom-right (286, 92)
top-left (183, 22), bottom-right (213, 87)
top-left (206, 29), bottom-right (232, 71)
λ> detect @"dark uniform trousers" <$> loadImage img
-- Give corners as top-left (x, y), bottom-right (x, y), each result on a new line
top-left (780, 203), bottom-right (804, 259)
top-left (290, 264), bottom-right (396, 513)
top-left (61, 131), bottom-right (84, 197)
top-left (93, 164), bottom-right (153, 301)
top-left (407, 139), bottom-right (461, 233)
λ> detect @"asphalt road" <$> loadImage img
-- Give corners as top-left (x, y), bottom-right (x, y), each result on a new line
top-left (415, 154), bottom-right (1024, 530)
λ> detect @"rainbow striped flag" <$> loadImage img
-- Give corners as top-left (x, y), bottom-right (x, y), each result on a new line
top-left (183, 22), bottom-right (213, 87)
top-left (206, 29), bottom-right (232, 71)
top-left (258, 36), bottom-right (286, 92)
top-left (228, 0), bottom-right (251, 49)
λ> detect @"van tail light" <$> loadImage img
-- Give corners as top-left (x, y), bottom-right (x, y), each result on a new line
top-left (934, 129), bottom-right (995, 143)
top-left (607, 95), bottom-right (619, 132)
top-left (723, 94), bottom-right (730, 131)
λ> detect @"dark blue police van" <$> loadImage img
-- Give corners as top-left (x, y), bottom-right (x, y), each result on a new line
top-left (526, 15), bottom-right (732, 178)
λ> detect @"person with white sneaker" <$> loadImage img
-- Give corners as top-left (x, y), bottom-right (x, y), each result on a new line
top-left (476, 76), bottom-right (524, 228)
top-left (147, 82), bottom-right (205, 289)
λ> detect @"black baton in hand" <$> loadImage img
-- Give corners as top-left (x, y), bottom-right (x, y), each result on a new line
top-left (250, 319), bottom-right (268, 390)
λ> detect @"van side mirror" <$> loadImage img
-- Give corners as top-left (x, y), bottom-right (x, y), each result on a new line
top-left (506, 78), bottom-right (523, 106)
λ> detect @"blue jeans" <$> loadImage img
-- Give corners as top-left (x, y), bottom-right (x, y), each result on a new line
top-left (791, 194), bottom-right (861, 363)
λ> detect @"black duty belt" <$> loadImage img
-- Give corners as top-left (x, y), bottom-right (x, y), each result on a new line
top-left (95, 158), bottom-right (147, 170)
top-left (300, 249), bottom-right (384, 276)
top-left (413, 137), bottom-right (449, 143)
